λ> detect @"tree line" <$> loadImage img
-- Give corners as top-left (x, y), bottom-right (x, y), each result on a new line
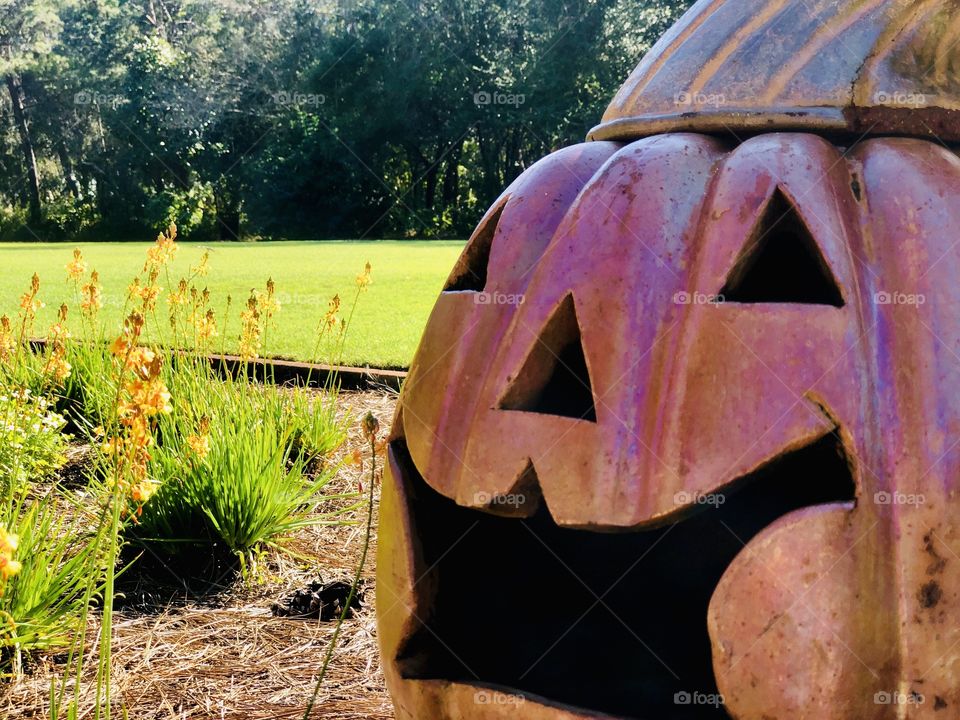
top-left (1, 0), bottom-right (693, 241)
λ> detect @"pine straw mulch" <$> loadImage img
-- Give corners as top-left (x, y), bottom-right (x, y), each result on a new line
top-left (1, 390), bottom-right (399, 720)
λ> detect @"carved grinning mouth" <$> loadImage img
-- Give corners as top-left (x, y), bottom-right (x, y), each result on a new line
top-left (392, 433), bottom-right (857, 719)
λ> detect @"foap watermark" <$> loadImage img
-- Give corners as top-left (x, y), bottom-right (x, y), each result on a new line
top-left (874, 491), bottom-right (925, 507)
top-left (674, 691), bottom-right (725, 708)
top-left (874, 690), bottom-right (925, 706)
top-left (873, 90), bottom-right (927, 109)
top-left (874, 291), bottom-right (925, 306)
top-left (674, 490), bottom-right (726, 508)
top-left (474, 491), bottom-right (528, 509)
top-left (272, 91), bottom-right (325, 109)
top-left (673, 291), bottom-right (725, 306)
top-left (473, 90), bottom-right (525, 108)
top-left (675, 91), bottom-right (726, 109)
top-left (474, 690), bottom-right (525, 706)
top-left (272, 292), bottom-right (348, 309)
top-left (474, 291), bottom-right (524, 306)
top-left (74, 91), bottom-right (126, 110)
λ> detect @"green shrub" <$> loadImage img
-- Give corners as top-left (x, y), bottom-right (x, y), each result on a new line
top-left (59, 338), bottom-right (117, 434)
top-left (0, 389), bottom-right (69, 493)
top-left (283, 386), bottom-right (347, 469)
top-left (0, 204), bottom-right (28, 241)
top-left (132, 372), bottom-right (352, 566)
top-left (0, 492), bottom-right (106, 675)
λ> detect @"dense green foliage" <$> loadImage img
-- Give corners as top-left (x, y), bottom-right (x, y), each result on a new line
top-left (0, 0), bottom-right (694, 241)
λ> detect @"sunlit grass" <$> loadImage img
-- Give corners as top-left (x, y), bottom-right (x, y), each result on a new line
top-left (0, 241), bottom-right (463, 368)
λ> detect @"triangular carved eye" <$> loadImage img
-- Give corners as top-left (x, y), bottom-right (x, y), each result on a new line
top-left (720, 187), bottom-right (844, 307)
top-left (499, 294), bottom-right (597, 422)
top-left (444, 202), bottom-right (504, 292)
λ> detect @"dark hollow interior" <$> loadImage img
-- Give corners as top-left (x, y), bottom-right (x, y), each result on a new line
top-left (396, 433), bottom-right (856, 719)
top-left (720, 188), bottom-right (845, 307)
top-left (523, 338), bottom-right (597, 422)
top-left (498, 293), bottom-right (598, 423)
top-left (442, 203), bottom-right (501, 292)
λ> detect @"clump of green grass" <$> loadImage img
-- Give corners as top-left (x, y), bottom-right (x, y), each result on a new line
top-left (0, 390), bottom-right (69, 495)
top-left (0, 490), bottom-right (105, 676)
top-left (132, 366), bottom-right (353, 568)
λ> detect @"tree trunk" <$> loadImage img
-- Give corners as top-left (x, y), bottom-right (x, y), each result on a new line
top-left (5, 73), bottom-right (42, 224)
top-left (476, 133), bottom-right (501, 209)
top-left (57, 140), bottom-right (81, 198)
top-left (215, 178), bottom-right (242, 240)
top-left (441, 145), bottom-right (461, 208)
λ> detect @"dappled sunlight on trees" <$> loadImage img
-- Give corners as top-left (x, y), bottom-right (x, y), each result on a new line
top-left (0, 0), bottom-right (692, 241)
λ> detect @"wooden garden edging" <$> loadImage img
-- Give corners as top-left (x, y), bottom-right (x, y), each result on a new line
top-left (28, 338), bottom-right (407, 392)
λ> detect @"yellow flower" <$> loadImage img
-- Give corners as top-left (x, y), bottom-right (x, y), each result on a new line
top-left (0, 315), bottom-right (14, 361)
top-left (167, 278), bottom-right (189, 307)
top-left (80, 270), bottom-right (103, 316)
top-left (192, 309), bottom-right (217, 344)
top-left (129, 346), bottom-right (156, 368)
top-left (191, 251), bottom-right (210, 277)
top-left (238, 292), bottom-right (262, 360)
top-left (129, 479), bottom-right (156, 505)
top-left (127, 278), bottom-right (141, 301)
top-left (136, 284), bottom-right (161, 311)
top-left (66, 249), bottom-right (87, 280)
top-left (48, 353), bottom-right (71, 382)
top-left (145, 224), bottom-right (178, 268)
top-left (186, 433), bottom-right (210, 460)
top-left (126, 377), bottom-right (172, 416)
top-left (320, 294), bottom-right (341, 334)
top-left (0, 529), bottom-right (18, 555)
top-left (109, 336), bottom-right (129, 358)
top-left (356, 261), bottom-right (372, 290)
top-left (101, 436), bottom-right (124, 456)
top-left (259, 279), bottom-right (280, 318)
top-left (0, 527), bottom-right (20, 584)
top-left (0, 557), bottom-right (21, 580)
top-left (19, 273), bottom-right (44, 315)
top-left (126, 311), bottom-right (146, 333)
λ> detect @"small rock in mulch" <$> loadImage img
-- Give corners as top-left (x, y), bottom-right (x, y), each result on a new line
top-left (272, 579), bottom-right (365, 620)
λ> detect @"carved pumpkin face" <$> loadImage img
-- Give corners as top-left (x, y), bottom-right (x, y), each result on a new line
top-left (379, 132), bottom-right (960, 719)
top-left (378, 0), bottom-right (960, 716)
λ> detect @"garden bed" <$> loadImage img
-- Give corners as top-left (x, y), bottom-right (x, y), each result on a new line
top-left (0, 231), bottom-right (399, 719)
top-left (1, 390), bottom-right (397, 720)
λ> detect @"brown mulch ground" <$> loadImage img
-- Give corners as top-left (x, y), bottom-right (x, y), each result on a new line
top-left (1, 390), bottom-right (399, 720)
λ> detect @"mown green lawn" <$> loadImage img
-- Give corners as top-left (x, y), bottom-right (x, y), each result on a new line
top-left (0, 241), bottom-right (464, 368)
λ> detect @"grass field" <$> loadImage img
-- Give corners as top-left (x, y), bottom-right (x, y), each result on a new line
top-left (0, 241), bottom-right (464, 368)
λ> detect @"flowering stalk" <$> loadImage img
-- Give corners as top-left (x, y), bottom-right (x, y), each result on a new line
top-left (94, 312), bottom-right (172, 719)
top-left (303, 412), bottom-right (379, 718)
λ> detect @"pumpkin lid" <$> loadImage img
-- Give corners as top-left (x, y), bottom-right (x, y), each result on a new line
top-left (588, 0), bottom-right (960, 142)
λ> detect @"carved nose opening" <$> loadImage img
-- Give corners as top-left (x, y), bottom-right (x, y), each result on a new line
top-left (498, 293), bottom-right (597, 422)
top-left (395, 432), bottom-right (855, 718)
top-left (720, 187), bottom-right (844, 307)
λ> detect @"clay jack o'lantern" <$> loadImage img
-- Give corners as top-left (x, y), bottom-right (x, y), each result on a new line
top-left (377, 1), bottom-right (960, 718)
